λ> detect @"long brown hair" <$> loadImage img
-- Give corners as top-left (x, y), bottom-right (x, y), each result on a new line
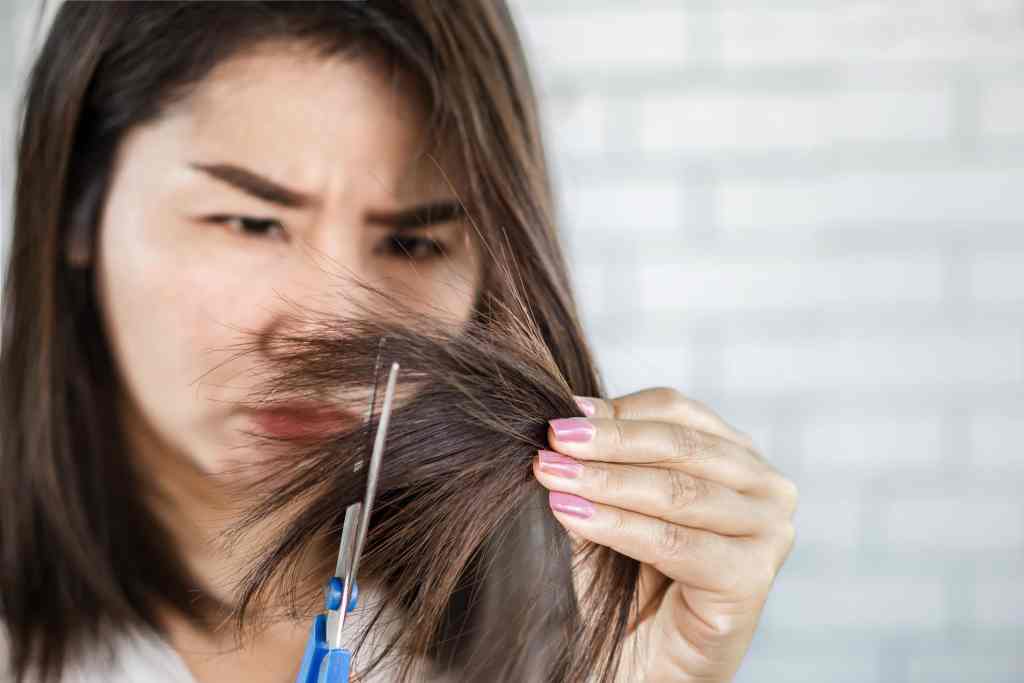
top-left (1, 2), bottom-right (632, 681)
top-left (217, 278), bottom-right (642, 682)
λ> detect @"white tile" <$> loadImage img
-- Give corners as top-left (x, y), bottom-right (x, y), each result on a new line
top-left (973, 579), bottom-right (1024, 628)
top-left (517, 8), bottom-right (690, 74)
top-left (637, 258), bottom-right (944, 313)
top-left (639, 88), bottom-right (951, 153)
top-left (970, 253), bottom-right (1024, 303)
top-left (793, 496), bottom-right (863, 550)
top-left (562, 179), bottom-right (686, 235)
top-left (980, 83), bottom-right (1024, 138)
top-left (765, 575), bottom-right (947, 629)
top-left (800, 417), bottom-right (944, 472)
top-left (718, 170), bottom-right (1024, 234)
top-left (720, 4), bottom-right (1024, 67)
top-left (884, 500), bottom-right (1024, 550)
top-left (722, 333), bottom-right (1023, 394)
top-left (969, 414), bottom-right (1024, 470)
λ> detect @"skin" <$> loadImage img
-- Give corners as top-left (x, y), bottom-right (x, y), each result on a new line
top-left (94, 43), bottom-right (481, 682)
top-left (91, 39), bottom-right (796, 683)
top-left (536, 390), bottom-right (799, 682)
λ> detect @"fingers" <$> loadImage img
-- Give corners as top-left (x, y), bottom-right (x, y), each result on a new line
top-left (544, 491), bottom-right (751, 595)
top-left (577, 387), bottom-right (755, 452)
top-left (547, 415), bottom-right (770, 494)
top-left (533, 453), bottom-right (777, 537)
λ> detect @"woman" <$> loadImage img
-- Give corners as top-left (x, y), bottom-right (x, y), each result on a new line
top-left (0, 2), bottom-right (798, 682)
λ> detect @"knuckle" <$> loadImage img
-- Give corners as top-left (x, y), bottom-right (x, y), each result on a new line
top-left (735, 429), bottom-right (759, 453)
top-left (608, 397), bottom-right (626, 420)
top-left (658, 386), bottom-right (752, 449)
top-left (669, 423), bottom-right (710, 462)
top-left (610, 418), bottom-right (629, 450)
top-left (768, 473), bottom-right (800, 513)
top-left (654, 521), bottom-right (690, 560)
top-left (655, 385), bottom-right (688, 406)
top-left (667, 470), bottom-right (705, 509)
top-left (656, 386), bottom-right (692, 419)
top-left (589, 464), bottom-right (615, 493)
top-left (609, 508), bottom-right (629, 534)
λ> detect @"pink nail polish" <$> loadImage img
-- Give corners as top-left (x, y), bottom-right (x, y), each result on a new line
top-left (549, 417), bottom-right (594, 443)
top-left (549, 491), bottom-right (594, 519)
top-left (573, 396), bottom-right (596, 416)
top-left (537, 449), bottom-right (583, 478)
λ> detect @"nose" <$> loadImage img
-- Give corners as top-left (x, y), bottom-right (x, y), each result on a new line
top-left (258, 226), bottom-right (371, 358)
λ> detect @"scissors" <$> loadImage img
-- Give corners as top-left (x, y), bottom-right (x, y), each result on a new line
top-left (296, 351), bottom-right (400, 683)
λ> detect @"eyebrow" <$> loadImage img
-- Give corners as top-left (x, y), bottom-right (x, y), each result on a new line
top-left (366, 201), bottom-right (465, 230)
top-left (190, 161), bottom-right (317, 209)
top-left (189, 161), bottom-right (465, 229)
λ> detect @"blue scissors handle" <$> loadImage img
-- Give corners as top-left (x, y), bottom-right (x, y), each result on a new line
top-left (295, 358), bottom-right (399, 683)
top-left (295, 578), bottom-right (358, 683)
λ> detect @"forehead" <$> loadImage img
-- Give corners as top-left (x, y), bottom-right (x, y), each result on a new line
top-left (162, 41), bottom-right (457, 199)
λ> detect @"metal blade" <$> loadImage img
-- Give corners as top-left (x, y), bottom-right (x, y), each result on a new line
top-left (333, 360), bottom-right (399, 647)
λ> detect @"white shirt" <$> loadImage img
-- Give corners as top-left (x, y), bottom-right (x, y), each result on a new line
top-left (1, 627), bottom-right (196, 683)
top-left (1, 590), bottom-right (453, 683)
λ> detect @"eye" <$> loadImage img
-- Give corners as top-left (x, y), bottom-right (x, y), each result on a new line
top-left (378, 234), bottom-right (449, 261)
top-left (206, 215), bottom-right (288, 241)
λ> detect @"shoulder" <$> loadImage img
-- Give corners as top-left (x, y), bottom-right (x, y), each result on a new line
top-left (0, 624), bottom-right (196, 683)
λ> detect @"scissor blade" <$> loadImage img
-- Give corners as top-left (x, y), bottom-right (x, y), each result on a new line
top-left (332, 502), bottom-right (360, 581)
top-left (357, 337), bottom-right (387, 472)
top-left (355, 361), bottom-right (398, 546)
top-left (333, 360), bottom-right (399, 648)
top-left (331, 339), bottom-right (385, 581)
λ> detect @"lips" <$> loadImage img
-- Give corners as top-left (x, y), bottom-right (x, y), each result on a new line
top-left (247, 403), bottom-right (360, 439)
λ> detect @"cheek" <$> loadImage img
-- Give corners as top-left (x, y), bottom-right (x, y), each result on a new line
top-left (96, 226), bottom-right (271, 465)
top-left (96, 209), bottom-right (483, 471)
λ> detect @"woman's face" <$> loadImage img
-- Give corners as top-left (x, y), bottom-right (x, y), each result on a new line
top-left (94, 43), bottom-right (481, 479)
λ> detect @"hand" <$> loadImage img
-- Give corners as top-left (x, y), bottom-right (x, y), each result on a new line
top-left (532, 387), bottom-right (798, 682)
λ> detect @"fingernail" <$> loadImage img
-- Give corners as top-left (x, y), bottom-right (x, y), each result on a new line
top-left (573, 396), bottom-right (596, 416)
top-left (549, 491), bottom-right (595, 519)
top-left (537, 449), bottom-right (583, 478)
top-left (549, 417), bottom-right (594, 443)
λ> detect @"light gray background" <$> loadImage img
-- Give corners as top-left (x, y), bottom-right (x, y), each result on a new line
top-left (3, 2), bottom-right (1023, 682)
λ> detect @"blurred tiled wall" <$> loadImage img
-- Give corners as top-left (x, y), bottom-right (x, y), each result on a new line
top-left (511, 2), bottom-right (1024, 682)
top-left (4, 2), bottom-right (1023, 682)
